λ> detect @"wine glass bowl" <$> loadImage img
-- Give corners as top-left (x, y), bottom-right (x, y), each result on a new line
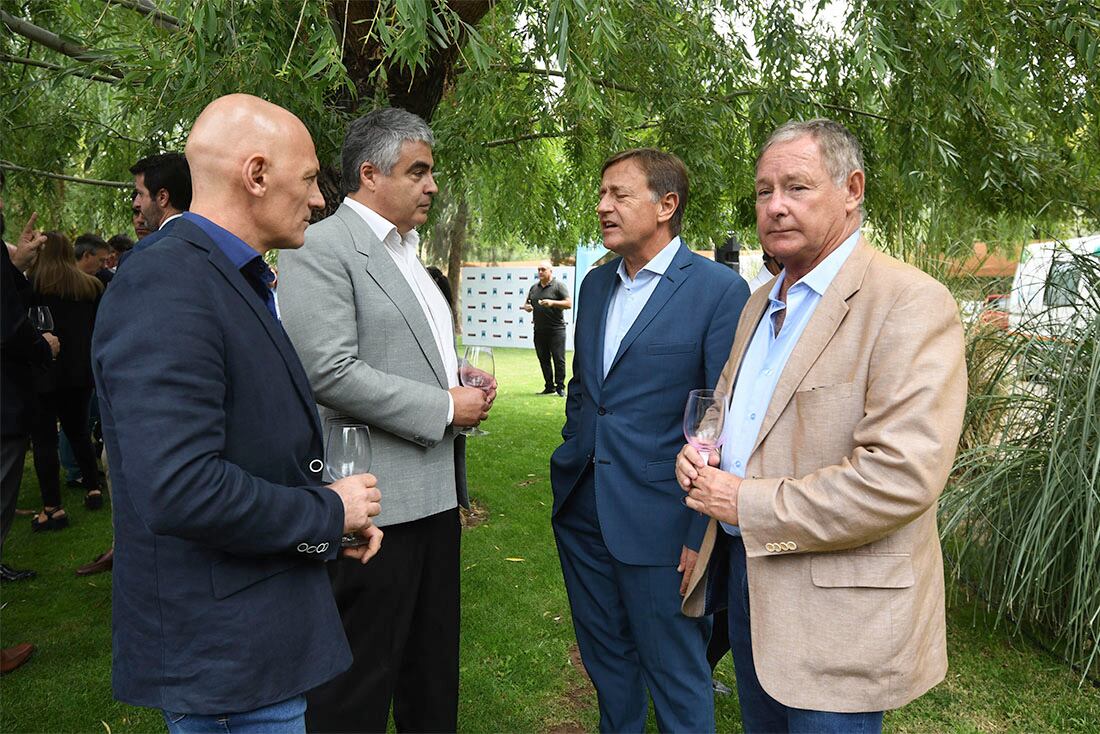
top-left (459, 346), bottom-right (495, 436)
top-left (683, 388), bottom-right (727, 467)
top-left (324, 420), bottom-right (374, 548)
top-left (28, 306), bottom-right (54, 332)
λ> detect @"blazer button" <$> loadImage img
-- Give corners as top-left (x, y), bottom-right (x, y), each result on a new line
top-left (308, 459), bottom-right (323, 474)
top-left (787, 541), bottom-right (797, 551)
top-left (597, 407), bottom-right (607, 415)
top-left (765, 543), bottom-right (776, 552)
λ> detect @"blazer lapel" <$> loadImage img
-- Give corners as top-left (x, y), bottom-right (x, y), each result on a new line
top-left (750, 239), bottom-right (875, 455)
top-left (586, 264), bottom-right (616, 393)
top-left (605, 244), bottom-right (693, 379)
top-left (337, 206), bottom-right (449, 390)
top-left (190, 227), bottom-right (322, 436)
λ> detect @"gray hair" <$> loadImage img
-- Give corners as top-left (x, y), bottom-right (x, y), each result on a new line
top-left (341, 107), bottom-right (435, 193)
top-left (757, 118), bottom-right (865, 186)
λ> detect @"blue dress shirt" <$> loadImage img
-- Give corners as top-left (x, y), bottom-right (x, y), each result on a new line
top-left (182, 212), bottom-right (279, 322)
top-left (719, 229), bottom-right (861, 536)
top-left (602, 237), bottom-right (682, 377)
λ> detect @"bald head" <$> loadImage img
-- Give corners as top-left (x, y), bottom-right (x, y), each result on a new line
top-left (185, 94), bottom-right (324, 253)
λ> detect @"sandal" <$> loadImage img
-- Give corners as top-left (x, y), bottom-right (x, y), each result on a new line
top-left (84, 490), bottom-right (103, 511)
top-left (31, 507), bottom-right (69, 532)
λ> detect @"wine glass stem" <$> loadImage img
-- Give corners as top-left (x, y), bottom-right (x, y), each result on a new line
top-left (698, 450), bottom-right (710, 466)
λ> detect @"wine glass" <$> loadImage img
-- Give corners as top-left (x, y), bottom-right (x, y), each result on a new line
top-left (683, 388), bottom-right (728, 479)
top-left (28, 306), bottom-right (54, 332)
top-left (459, 345), bottom-right (495, 437)
top-left (325, 420), bottom-right (374, 548)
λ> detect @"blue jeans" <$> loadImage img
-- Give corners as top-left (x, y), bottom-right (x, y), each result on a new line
top-left (162, 695), bottom-right (306, 734)
top-left (727, 536), bottom-right (884, 734)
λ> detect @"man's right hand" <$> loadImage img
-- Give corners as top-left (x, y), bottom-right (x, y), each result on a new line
top-left (450, 385), bottom-right (490, 427)
top-left (42, 332), bottom-right (60, 358)
top-left (11, 213), bottom-right (46, 271)
top-left (327, 473), bottom-right (381, 533)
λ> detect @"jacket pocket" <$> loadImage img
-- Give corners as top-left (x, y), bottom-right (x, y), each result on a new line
top-left (645, 458), bottom-right (678, 483)
top-left (810, 553), bottom-right (914, 589)
top-left (211, 557), bottom-right (300, 599)
top-left (646, 341), bottom-right (697, 355)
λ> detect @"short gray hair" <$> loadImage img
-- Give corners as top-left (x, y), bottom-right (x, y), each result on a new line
top-left (757, 118), bottom-right (865, 186)
top-left (341, 107), bottom-right (434, 193)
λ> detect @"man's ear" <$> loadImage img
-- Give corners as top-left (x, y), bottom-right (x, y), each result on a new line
top-left (359, 160), bottom-right (379, 193)
top-left (242, 154), bottom-right (267, 197)
top-left (155, 188), bottom-right (171, 209)
top-left (656, 191), bottom-right (679, 225)
top-left (844, 169), bottom-right (865, 215)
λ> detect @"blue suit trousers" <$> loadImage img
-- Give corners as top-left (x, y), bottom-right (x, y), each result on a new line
top-left (553, 468), bottom-right (714, 733)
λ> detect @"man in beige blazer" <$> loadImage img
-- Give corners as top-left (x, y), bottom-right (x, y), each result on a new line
top-left (675, 119), bottom-right (966, 733)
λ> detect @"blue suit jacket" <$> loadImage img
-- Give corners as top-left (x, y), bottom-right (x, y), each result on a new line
top-left (116, 216), bottom-right (180, 269)
top-left (550, 243), bottom-right (749, 565)
top-left (93, 218), bottom-right (352, 713)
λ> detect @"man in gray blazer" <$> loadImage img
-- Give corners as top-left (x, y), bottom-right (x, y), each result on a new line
top-left (278, 107), bottom-right (494, 733)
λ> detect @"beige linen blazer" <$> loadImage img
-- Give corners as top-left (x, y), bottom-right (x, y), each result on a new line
top-left (682, 239), bottom-right (967, 712)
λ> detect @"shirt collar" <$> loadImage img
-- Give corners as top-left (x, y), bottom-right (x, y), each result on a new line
top-left (616, 236), bottom-right (681, 284)
top-left (181, 212), bottom-right (263, 270)
top-left (343, 196), bottom-right (420, 251)
top-left (771, 228), bottom-right (861, 299)
top-left (159, 212), bottom-right (184, 230)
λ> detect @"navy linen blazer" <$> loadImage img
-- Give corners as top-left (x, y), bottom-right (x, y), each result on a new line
top-left (550, 243), bottom-right (749, 565)
top-left (93, 218), bottom-right (351, 713)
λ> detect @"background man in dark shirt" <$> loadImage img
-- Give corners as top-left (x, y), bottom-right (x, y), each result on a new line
top-left (521, 260), bottom-right (572, 396)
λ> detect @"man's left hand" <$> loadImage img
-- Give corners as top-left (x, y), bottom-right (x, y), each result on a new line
top-left (684, 465), bottom-right (741, 526)
top-left (677, 545), bottom-right (698, 596)
top-left (341, 522), bottom-right (383, 564)
top-left (11, 212), bottom-right (46, 271)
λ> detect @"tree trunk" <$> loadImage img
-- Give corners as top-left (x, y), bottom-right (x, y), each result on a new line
top-left (446, 196), bottom-right (468, 333)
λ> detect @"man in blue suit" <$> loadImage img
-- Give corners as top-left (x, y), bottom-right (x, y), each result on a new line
top-left (551, 148), bottom-right (750, 732)
top-left (94, 94), bottom-right (383, 732)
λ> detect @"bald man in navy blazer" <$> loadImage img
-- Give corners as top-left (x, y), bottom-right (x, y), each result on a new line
top-left (94, 95), bottom-right (382, 731)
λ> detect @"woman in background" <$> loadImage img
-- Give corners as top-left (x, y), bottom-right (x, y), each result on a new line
top-left (26, 231), bottom-right (104, 531)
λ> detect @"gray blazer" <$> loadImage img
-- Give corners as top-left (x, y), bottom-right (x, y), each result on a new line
top-left (278, 203), bottom-right (467, 527)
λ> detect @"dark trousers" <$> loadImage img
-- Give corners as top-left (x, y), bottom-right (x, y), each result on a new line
top-left (306, 508), bottom-right (461, 734)
top-left (727, 536), bottom-right (884, 734)
top-left (30, 387), bottom-right (100, 508)
top-left (1, 433), bottom-right (29, 556)
top-left (533, 328), bottom-right (566, 391)
top-left (553, 470), bottom-right (714, 733)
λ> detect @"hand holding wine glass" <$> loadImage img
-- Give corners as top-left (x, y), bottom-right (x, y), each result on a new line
top-left (458, 346), bottom-right (496, 436)
top-left (28, 306), bottom-right (54, 333)
top-left (325, 421), bottom-right (382, 552)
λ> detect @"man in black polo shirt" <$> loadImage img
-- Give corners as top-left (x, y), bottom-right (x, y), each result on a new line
top-left (521, 260), bottom-right (572, 396)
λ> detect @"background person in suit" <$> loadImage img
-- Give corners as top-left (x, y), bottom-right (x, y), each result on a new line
top-left (278, 107), bottom-right (494, 733)
top-left (118, 152), bottom-right (191, 268)
top-left (74, 233), bottom-right (112, 287)
top-left (550, 148), bottom-right (749, 732)
top-left (93, 94), bottom-right (383, 732)
top-left (677, 119), bottom-right (966, 734)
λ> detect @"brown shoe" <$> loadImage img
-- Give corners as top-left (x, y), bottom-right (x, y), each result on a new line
top-left (75, 548), bottom-right (114, 577)
top-left (1, 643), bottom-right (34, 675)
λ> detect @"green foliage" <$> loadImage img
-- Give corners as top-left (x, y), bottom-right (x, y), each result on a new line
top-left (941, 250), bottom-right (1100, 680)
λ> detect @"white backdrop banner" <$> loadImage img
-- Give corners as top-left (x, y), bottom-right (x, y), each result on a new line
top-left (460, 265), bottom-right (576, 350)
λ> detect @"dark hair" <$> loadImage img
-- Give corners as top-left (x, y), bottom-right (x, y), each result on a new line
top-left (130, 152), bottom-right (192, 211)
top-left (107, 234), bottom-right (135, 253)
top-left (601, 148), bottom-right (689, 236)
top-left (74, 232), bottom-right (108, 260)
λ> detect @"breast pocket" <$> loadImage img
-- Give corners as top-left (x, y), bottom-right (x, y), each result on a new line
top-left (646, 341), bottom-right (698, 356)
top-left (794, 381), bottom-right (854, 406)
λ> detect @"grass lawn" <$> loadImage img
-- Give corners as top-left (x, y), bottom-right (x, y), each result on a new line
top-left (2, 346), bottom-right (1097, 732)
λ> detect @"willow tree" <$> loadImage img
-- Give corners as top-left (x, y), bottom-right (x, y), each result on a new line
top-left (2, 0), bottom-right (1097, 263)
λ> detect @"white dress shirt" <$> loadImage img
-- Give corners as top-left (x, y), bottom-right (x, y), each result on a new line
top-left (343, 197), bottom-right (459, 422)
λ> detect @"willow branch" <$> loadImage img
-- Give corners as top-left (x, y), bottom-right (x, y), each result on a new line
top-left (103, 0), bottom-right (181, 31)
top-left (0, 10), bottom-right (124, 78)
top-left (0, 161), bottom-right (130, 189)
top-left (0, 52), bottom-right (119, 84)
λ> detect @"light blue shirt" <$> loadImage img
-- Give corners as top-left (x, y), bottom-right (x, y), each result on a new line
top-left (720, 229), bottom-right (861, 536)
top-left (602, 237), bottom-right (682, 378)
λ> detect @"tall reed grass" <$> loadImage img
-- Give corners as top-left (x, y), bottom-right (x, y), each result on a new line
top-left (940, 248), bottom-right (1099, 682)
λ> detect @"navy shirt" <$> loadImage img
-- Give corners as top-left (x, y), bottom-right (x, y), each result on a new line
top-left (182, 212), bottom-right (279, 322)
